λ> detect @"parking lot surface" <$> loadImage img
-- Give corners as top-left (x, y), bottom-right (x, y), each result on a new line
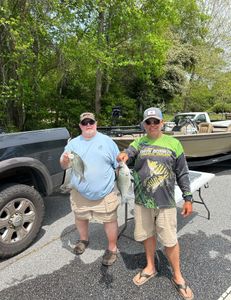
top-left (0, 164), bottom-right (231, 300)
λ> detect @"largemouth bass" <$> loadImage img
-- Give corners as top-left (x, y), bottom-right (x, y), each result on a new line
top-left (68, 151), bottom-right (86, 183)
top-left (117, 162), bottom-right (132, 203)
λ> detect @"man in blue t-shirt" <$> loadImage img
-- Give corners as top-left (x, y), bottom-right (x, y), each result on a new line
top-left (60, 112), bottom-right (120, 266)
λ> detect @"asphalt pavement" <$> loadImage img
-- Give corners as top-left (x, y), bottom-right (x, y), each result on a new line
top-left (0, 163), bottom-right (231, 300)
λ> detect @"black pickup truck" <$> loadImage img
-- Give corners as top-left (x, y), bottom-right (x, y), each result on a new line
top-left (0, 127), bottom-right (70, 258)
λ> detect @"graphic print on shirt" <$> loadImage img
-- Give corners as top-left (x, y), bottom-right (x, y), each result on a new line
top-left (132, 143), bottom-right (176, 208)
top-left (144, 159), bottom-right (170, 193)
top-left (128, 134), bottom-right (191, 208)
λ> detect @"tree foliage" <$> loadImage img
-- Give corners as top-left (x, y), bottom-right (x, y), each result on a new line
top-left (0, 0), bottom-right (230, 133)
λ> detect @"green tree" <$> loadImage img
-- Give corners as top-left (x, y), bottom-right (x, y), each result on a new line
top-left (1, 0), bottom-right (226, 131)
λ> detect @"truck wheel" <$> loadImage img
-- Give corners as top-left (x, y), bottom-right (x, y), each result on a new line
top-left (0, 184), bottom-right (45, 258)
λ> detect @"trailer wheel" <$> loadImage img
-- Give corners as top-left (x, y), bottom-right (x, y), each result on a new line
top-left (0, 184), bottom-right (45, 258)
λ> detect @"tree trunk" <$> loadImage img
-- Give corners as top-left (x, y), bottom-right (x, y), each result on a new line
top-left (95, 64), bottom-right (102, 114)
top-left (95, 6), bottom-right (104, 115)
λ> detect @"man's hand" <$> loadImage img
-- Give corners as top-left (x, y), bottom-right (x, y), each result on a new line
top-left (181, 201), bottom-right (193, 217)
top-left (60, 152), bottom-right (71, 169)
top-left (116, 151), bottom-right (129, 163)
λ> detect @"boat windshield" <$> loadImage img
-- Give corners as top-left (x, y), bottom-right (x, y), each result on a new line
top-left (174, 115), bottom-right (195, 125)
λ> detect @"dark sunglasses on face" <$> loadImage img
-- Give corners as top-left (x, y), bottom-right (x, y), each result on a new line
top-left (145, 118), bottom-right (161, 125)
top-left (81, 119), bottom-right (95, 126)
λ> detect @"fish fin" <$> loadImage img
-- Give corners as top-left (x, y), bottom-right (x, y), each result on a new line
top-left (121, 192), bottom-right (134, 204)
top-left (78, 174), bottom-right (86, 183)
top-left (130, 173), bottom-right (134, 182)
top-left (73, 170), bottom-right (79, 178)
top-left (83, 162), bottom-right (87, 172)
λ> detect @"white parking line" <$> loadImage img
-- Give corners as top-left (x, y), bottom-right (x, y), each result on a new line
top-left (218, 286), bottom-right (231, 300)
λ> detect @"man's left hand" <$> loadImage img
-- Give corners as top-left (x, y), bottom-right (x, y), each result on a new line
top-left (181, 201), bottom-right (193, 217)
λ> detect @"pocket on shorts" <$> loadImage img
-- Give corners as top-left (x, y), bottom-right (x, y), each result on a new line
top-left (104, 191), bottom-right (119, 213)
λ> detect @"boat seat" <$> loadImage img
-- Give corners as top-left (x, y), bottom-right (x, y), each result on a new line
top-left (198, 122), bottom-right (213, 133)
top-left (179, 124), bottom-right (198, 134)
top-left (226, 124), bottom-right (231, 132)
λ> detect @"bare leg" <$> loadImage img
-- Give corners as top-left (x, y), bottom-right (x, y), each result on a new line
top-left (133, 236), bottom-right (157, 285)
top-left (103, 220), bottom-right (118, 251)
top-left (165, 242), bottom-right (183, 281)
top-left (143, 236), bottom-right (157, 274)
top-left (165, 242), bottom-right (193, 298)
top-left (75, 215), bottom-right (89, 241)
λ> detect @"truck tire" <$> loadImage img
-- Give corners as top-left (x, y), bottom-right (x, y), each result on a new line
top-left (0, 184), bottom-right (45, 258)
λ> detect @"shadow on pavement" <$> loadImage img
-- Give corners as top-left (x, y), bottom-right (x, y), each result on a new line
top-left (43, 192), bottom-right (71, 226)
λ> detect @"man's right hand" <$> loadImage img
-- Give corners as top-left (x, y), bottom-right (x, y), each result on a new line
top-left (116, 151), bottom-right (129, 162)
top-left (60, 152), bottom-right (71, 169)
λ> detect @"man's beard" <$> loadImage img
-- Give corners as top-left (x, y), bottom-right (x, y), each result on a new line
top-left (83, 129), bottom-right (96, 138)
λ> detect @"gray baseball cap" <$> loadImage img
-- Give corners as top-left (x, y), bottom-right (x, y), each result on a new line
top-left (143, 107), bottom-right (163, 122)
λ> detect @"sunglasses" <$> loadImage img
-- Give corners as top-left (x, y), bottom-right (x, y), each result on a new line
top-left (145, 118), bottom-right (160, 125)
top-left (81, 119), bottom-right (95, 126)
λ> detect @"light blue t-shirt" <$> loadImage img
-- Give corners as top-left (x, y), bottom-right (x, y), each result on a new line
top-left (65, 132), bottom-right (120, 200)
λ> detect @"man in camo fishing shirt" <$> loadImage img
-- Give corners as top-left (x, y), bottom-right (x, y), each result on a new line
top-left (117, 107), bottom-right (194, 300)
top-left (60, 112), bottom-right (120, 266)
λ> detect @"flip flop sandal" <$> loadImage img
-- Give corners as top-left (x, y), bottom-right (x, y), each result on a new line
top-left (133, 270), bottom-right (158, 286)
top-left (73, 240), bottom-right (89, 255)
top-left (171, 278), bottom-right (194, 300)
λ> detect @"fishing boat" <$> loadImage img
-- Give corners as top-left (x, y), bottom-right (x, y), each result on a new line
top-left (98, 121), bottom-right (231, 161)
top-left (112, 130), bottom-right (231, 158)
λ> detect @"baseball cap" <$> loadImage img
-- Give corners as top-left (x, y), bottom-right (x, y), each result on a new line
top-left (80, 112), bottom-right (96, 122)
top-left (143, 107), bottom-right (163, 122)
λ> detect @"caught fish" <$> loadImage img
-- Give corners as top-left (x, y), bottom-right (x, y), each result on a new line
top-left (68, 151), bottom-right (86, 183)
top-left (117, 162), bottom-right (132, 203)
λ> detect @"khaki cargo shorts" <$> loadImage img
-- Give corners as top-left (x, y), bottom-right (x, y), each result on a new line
top-left (134, 204), bottom-right (177, 247)
top-left (70, 189), bottom-right (119, 223)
